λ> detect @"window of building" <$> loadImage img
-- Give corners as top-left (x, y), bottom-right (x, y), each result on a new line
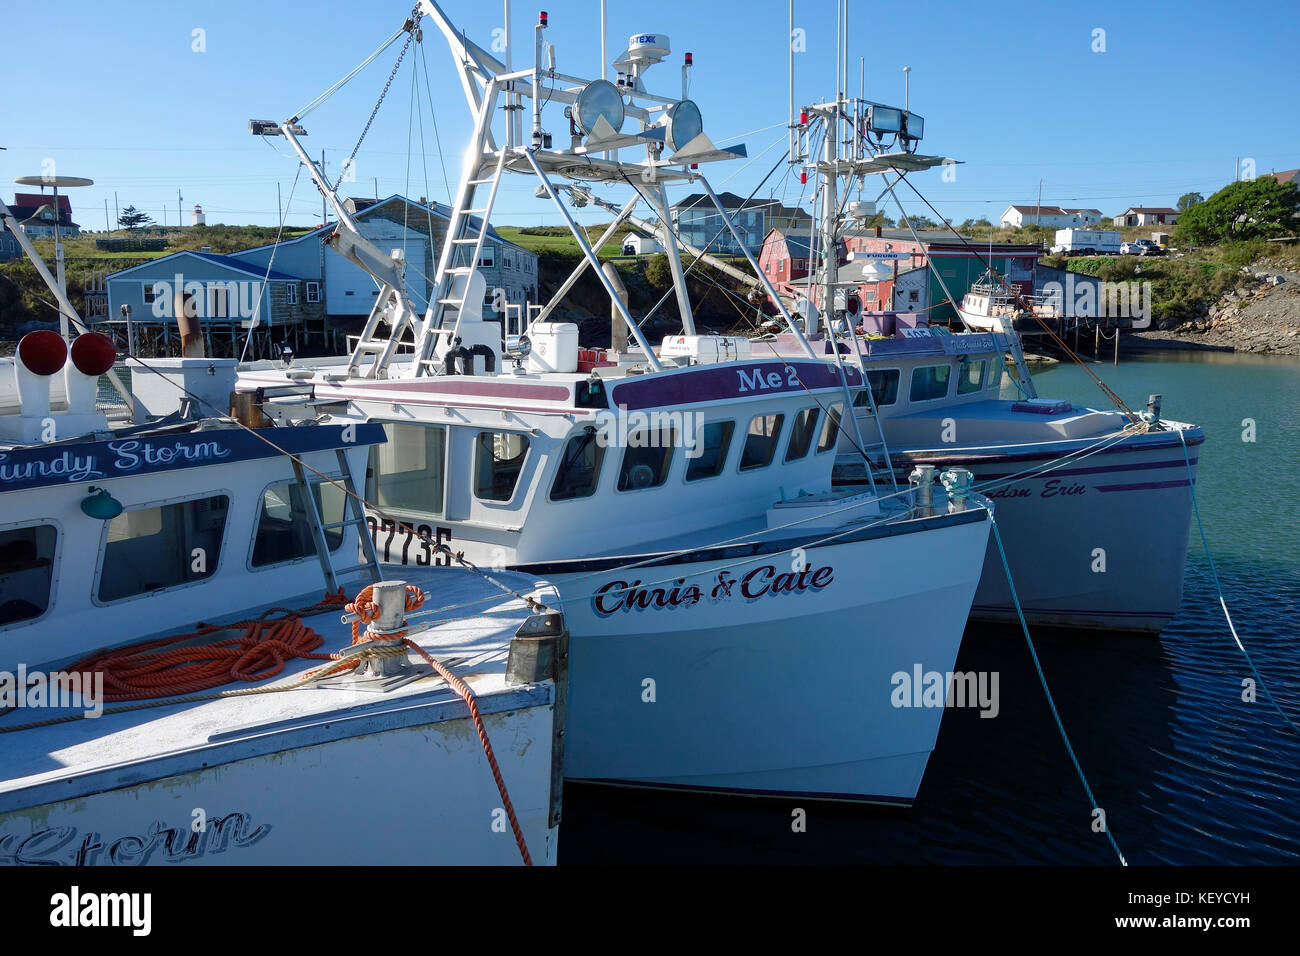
top-left (739, 414), bottom-right (784, 471)
top-left (910, 364), bottom-right (952, 402)
top-left (143, 282), bottom-right (158, 305)
top-left (957, 358), bottom-right (989, 395)
top-left (474, 431), bottom-right (531, 502)
top-left (817, 403), bottom-right (843, 453)
top-left (478, 246), bottom-right (495, 268)
top-left (251, 479), bottom-right (347, 567)
top-left (686, 421), bottom-right (735, 481)
top-left (286, 283), bottom-right (298, 306)
top-left (0, 524), bottom-right (57, 627)
top-left (97, 496), bottom-right (229, 603)
top-left (367, 422), bottom-right (447, 516)
top-left (551, 430), bottom-right (605, 501)
top-left (785, 408), bottom-right (819, 462)
top-left (306, 281), bottom-right (321, 303)
top-left (617, 430), bottom-right (675, 491)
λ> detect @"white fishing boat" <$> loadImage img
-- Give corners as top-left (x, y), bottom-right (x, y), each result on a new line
top-left (0, 200), bottom-right (566, 865)
top-left (956, 269), bottom-right (1063, 333)
top-left (670, 65), bottom-right (1206, 633)
top-left (236, 0), bottom-right (995, 805)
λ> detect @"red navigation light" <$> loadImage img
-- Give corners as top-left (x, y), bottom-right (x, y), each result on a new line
top-left (800, 111), bottom-right (809, 126)
top-left (539, 11), bottom-right (548, 26)
top-left (70, 331), bottom-right (117, 376)
top-left (685, 52), bottom-right (693, 65)
top-left (800, 171), bottom-right (807, 185)
top-left (17, 330), bottom-right (68, 376)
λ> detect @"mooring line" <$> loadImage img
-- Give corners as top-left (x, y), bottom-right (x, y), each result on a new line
top-left (1178, 430), bottom-right (1299, 735)
top-left (990, 518), bottom-right (1128, 866)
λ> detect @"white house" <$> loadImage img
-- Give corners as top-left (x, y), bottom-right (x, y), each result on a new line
top-left (999, 205), bottom-right (1103, 229)
top-left (1116, 207), bottom-right (1179, 227)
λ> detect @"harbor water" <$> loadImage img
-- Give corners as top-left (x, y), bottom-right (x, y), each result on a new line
top-left (561, 352), bottom-right (1300, 865)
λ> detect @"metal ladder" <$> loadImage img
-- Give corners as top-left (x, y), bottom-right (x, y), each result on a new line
top-left (850, 378), bottom-right (900, 496)
top-left (997, 315), bottom-right (1039, 399)
top-left (292, 448), bottom-right (383, 594)
top-left (413, 145), bottom-right (509, 374)
top-left (346, 285), bottom-right (421, 379)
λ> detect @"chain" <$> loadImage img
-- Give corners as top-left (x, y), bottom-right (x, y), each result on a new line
top-left (335, 8), bottom-right (423, 191)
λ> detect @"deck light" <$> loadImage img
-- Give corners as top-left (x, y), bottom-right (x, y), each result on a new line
top-left (865, 105), bottom-right (903, 136)
top-left (664, 99), bottom-right (703, 152)
top-left (574, 80), bottom-right (625, 136)
top-left (80, 487), bottom-right (124, 521)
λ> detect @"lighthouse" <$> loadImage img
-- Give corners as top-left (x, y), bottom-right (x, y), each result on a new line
top-left (191, 203), bottom-right (206, 226)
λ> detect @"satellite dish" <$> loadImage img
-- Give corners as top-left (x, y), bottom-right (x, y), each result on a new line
top-left (14, 175), bottom-right (94, 188)
top-left (574, 80), bottom-right (625, 137)
top-left (664, 99), bottom-right (703, 153)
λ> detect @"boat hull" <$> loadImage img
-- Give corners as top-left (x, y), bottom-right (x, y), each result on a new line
top-left (885, 427), bottom-right (1201, 632)
top-left (0, 697), bottom-right (558, 866)
top-left (524, 510), bottom-right (992, 804)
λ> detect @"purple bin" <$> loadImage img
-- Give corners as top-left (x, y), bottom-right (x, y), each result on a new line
top-left (893, 311), bottom-right (930, 332)
top-left (858, 312), bottom-right (896, 337)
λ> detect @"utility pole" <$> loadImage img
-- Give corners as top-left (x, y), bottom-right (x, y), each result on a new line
top-left (1036, 179), bottom-right (1042, 226)
top-left (178, 189), bottom-right (183, 228)
top-left (104, 198), bottom-right (110, 233)
top-left (113, 191), bottom-right (120, 231)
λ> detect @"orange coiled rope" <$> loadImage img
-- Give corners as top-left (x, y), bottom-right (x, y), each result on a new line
top-left (346, 584), bottom-right (534, 866)
top-left (64, 593), bottom-right (346, 702)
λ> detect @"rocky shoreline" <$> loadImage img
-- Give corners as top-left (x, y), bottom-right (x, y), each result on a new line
top-left (1127, 264), bottom-right (1300, 357)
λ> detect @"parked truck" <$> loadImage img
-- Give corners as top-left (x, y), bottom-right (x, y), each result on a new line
top-left (1050, 228), bottom-right (1122, 256)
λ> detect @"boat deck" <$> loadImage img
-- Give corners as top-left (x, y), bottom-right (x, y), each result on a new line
top-left (0, 568), bottom-right (558, 813)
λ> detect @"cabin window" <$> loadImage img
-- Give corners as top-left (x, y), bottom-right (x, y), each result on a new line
top-left (910, 364), bottom-right (952, 402)
top-left (617, 429), bottom-right (675, 491)
top-left (478, 247), bottom-right (495, 268)
top-left (785, 409), bottom-right (819, 461)
top-left (474, 431), bottom-right (531, 502)
top-left (686, 421), bottom-right (735, 481)
top-left (306, 281), bottom-right (321, 303)
top-left (551, 430), bottom-right (605, 501)
top-left (855, 368), bottom-right (900, 408)
top-left (817, 403), bottom-right (844, 453)
top-left (97, 496), bottom-right (229, 603)
top-left (368, 422), bottom-right (447, 517)
top-left (957, 358), bottom-right (989, 395)
top-left (251, 478), bottom-right (347, 568)
top-left (286, 284), bottom-right (298, 306)
top-left (0, 524), bottom-right (57, 627)
top-left (740, 414), bottom-right (785, 471)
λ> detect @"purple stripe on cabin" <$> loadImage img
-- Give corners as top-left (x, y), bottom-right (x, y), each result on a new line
top-left (611, 361), bottom-right (858, 411)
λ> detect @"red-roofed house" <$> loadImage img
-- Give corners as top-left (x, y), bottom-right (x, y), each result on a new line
top-left (999, 205), bottom-right (1103, 229)
top-left (1261, 168), bottom-right (1299, 186)
top-left (1117, 207), bottom-right (1179, 227)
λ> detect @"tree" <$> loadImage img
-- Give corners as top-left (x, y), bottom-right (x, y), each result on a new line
top-left (900, 213), bottom-right (937, 229)
top-left (1176, 192), bottom-right (1204, 212)
top-left (118, 205), bottom-right (153, 231)
top-left (863, 212), bottom-right (895, 228)
top-left (1175, 178), bottom-right (1300, 244)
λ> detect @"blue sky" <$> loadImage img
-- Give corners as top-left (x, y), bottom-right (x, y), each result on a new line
top-left (4, 0), bottom-right (1297, 230)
